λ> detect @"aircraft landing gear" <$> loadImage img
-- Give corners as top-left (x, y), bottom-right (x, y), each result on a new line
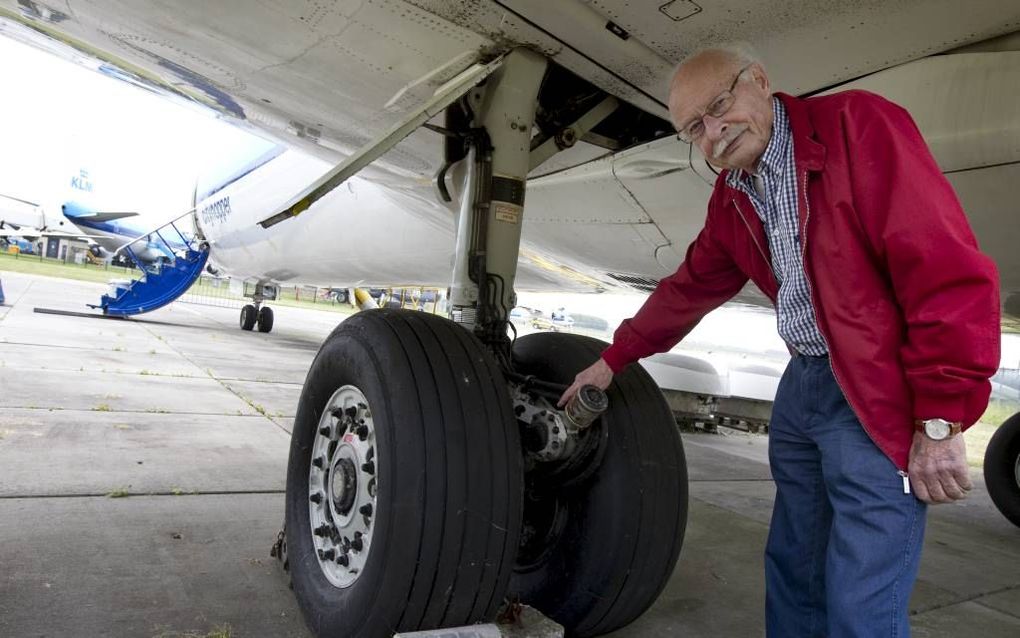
top-left (286, 309), bottom-right (521, 637)
top-left (240, 282), bottom-right (275, 333)
top-left (284, 47), bottom-right (686, 637)
top-left (985, 412), bottom-right (1020, 527)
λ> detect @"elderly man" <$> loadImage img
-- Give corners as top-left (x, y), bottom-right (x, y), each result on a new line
top-left (559, 46), bottom-right (1000, 636)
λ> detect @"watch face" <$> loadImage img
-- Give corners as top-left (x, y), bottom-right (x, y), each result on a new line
top-left (925, 419), bottom-right (951, 440)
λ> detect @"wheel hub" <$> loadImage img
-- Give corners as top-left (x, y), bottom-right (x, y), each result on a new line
top-left (308, 385), bottom-right (377, 588)
top-left (331, 458), bottom-right (357, 515)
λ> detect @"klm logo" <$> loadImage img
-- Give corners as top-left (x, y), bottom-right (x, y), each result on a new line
top-left (70, 169), bottom-right (93, 193)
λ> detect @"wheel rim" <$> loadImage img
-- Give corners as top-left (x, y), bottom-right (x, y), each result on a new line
top-left (308, 384), bottom-right (378, 588)
top-left (1014, 452), bottom-right (1020, 490)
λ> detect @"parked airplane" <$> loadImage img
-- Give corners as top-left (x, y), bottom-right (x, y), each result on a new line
top-left (2, 170), bottom-right (185, 267)
top-left (3, 2), bottom-right (1019, 637)
top-left (0, 192), bottom-right (48, 234)
top-left (58, 167), bottom-right (188, 267)
top-left (60, 200), bottom-right (182, 266)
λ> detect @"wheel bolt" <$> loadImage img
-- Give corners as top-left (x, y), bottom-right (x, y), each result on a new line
top-left (351, 536), bottom-right (364, 552)
top-left (336, 552), bottom-right (350, 567)
top-left (319, 426), bottom-right (331, 437)
top-left (345, 406), bottom-right (358, 419)
top-left (355, 425), bottom-right (369, 440)
top-left (361, 461), bottom-right (375, 474)
top-left (309, 492), bottom-right (323, 504)
top-left (366, 447), bottom-right (374, 462)
top-left (368, 478), bottom-right (377, 498)
top-left (312, 456), bottom-right (324, 469)
top-left (314, 523), bottom-right (330, 537)
top-left (359, 503), bottom-right (373, 517)
top-left (319, 548), bottom-right (335, 561)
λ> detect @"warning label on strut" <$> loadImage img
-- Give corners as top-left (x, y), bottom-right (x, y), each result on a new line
top-left (493, 202), bottom-right (521, 224)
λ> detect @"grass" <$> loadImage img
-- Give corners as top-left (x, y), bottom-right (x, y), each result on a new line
top-left (0, 251), bottom-right (137, 285)
top-left (0, 252), bottom-right (355, 315)
top-left (92, 403), bottom-right (112, 412)
top-left (968, 399), bottom-right (1020, 467)
top-left (106, 488), bottom-right (130, 498)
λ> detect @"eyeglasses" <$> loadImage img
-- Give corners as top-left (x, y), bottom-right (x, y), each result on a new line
top-left (676, 64), bottom-right (753, 144)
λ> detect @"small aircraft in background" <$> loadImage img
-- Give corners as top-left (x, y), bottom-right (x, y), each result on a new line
top-left (0, 168), bottom-right (189, 269)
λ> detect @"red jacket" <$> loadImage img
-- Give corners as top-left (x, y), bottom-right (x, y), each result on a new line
top-left (602, 91), bottom-right (1000, 470)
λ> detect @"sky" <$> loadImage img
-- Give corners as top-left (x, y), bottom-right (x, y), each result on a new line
top-left (0, 30), bottom-right (1016, 369)
top-left (0, 31), bottom-right (253, 220)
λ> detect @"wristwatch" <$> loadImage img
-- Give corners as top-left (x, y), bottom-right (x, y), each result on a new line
top-left (914, 418), bottom-right (962, 441)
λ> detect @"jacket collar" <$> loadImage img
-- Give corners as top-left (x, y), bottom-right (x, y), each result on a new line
top-left (776, 92), bottom-right (826, 173)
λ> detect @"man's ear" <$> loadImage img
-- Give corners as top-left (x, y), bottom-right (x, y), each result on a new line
top-left (750, 63), bottom-right (770, 94)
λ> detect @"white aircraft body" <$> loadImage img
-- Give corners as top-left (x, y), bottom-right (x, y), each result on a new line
top-left (0, 193), bottom-right (47, 233)
top-left (3, 1), bottom-right (1020, 636)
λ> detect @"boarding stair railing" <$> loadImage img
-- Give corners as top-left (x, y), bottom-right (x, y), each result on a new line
top-left (88, 209), bottom-right (209, 317)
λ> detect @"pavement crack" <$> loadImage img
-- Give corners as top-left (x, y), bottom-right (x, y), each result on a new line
top-left (2, 406), bottom-right (278, 417)
top-left (0, 279), bottom-right (34, 322)
top-left (136, 323), bottom-right (294, 436)
top-left (912, 583), bottom-right (1020, 618)
top-left (0, 489), bottom-right (286, 500)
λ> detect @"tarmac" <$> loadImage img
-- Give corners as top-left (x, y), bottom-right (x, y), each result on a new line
top-left (0, 271), bottom-right (1017, 638)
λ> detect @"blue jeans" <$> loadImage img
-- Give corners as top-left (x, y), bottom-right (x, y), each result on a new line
top-left (766, 355), bottom-right (927, 638)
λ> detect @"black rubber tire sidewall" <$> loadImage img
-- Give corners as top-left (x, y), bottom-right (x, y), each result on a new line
top-left (286, 309), bottom-right (523, 637)
top-left (509, 333), bottom-right (688, 637)
top-left (984, 412), bottom-right (1020, 528)
top-left (257, 306), bottom-right (274, 333)
top-left (240, 304), bottom-right (256, 330)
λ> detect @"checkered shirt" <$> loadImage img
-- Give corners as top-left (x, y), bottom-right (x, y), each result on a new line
top-left (726, 98), bottom-right (829, 356)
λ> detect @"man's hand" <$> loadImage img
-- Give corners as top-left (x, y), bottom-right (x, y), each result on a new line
top-left (908, 431), bottom-right (972, 504)
top-left (557, 358), bottom-right (614, 408)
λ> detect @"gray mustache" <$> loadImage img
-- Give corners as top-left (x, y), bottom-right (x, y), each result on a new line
top-left (712, 124), bottom-right (749, 158)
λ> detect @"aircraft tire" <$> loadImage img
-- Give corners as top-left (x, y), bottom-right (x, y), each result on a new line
top-left (509, 332), bottom-right (687, 637)
top-left (240, 304), bottom-right (256, 331)
top-left (984, 412), bottom-right (1020, 528)
top-left (257, 306), bottom-right (274, 333)
top-left (285, 308), bottom-right (523, 637)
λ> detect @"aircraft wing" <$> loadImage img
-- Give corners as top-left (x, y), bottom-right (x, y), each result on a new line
top-left (2, 1), bottom-right (1018, 319)
top-left (66, 211), bottom-right (140, 222)
top-left (0, 193), bottom-right (39, 207)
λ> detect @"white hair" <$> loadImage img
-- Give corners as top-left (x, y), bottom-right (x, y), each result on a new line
top-left (672, 41), bottom-right (764, 80)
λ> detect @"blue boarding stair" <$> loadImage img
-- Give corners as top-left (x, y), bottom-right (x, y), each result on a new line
top-left (89, 212), bottom-right (209, 317)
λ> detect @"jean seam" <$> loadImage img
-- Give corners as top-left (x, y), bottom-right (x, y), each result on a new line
top-left (892, 497), bottom-right (920, 637)
top-left (807, 473), bottom-right (826, 636)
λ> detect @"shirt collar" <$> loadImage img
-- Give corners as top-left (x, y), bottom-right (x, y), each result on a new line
top-left (725, 96), bottom-right (791, 189)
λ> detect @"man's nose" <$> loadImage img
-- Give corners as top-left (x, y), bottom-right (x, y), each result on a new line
top-left (703, 114), bottom-right (727, 139)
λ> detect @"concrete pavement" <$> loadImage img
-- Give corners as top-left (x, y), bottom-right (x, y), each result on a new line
top-left (0, 272), bottom-right (1017, 637)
